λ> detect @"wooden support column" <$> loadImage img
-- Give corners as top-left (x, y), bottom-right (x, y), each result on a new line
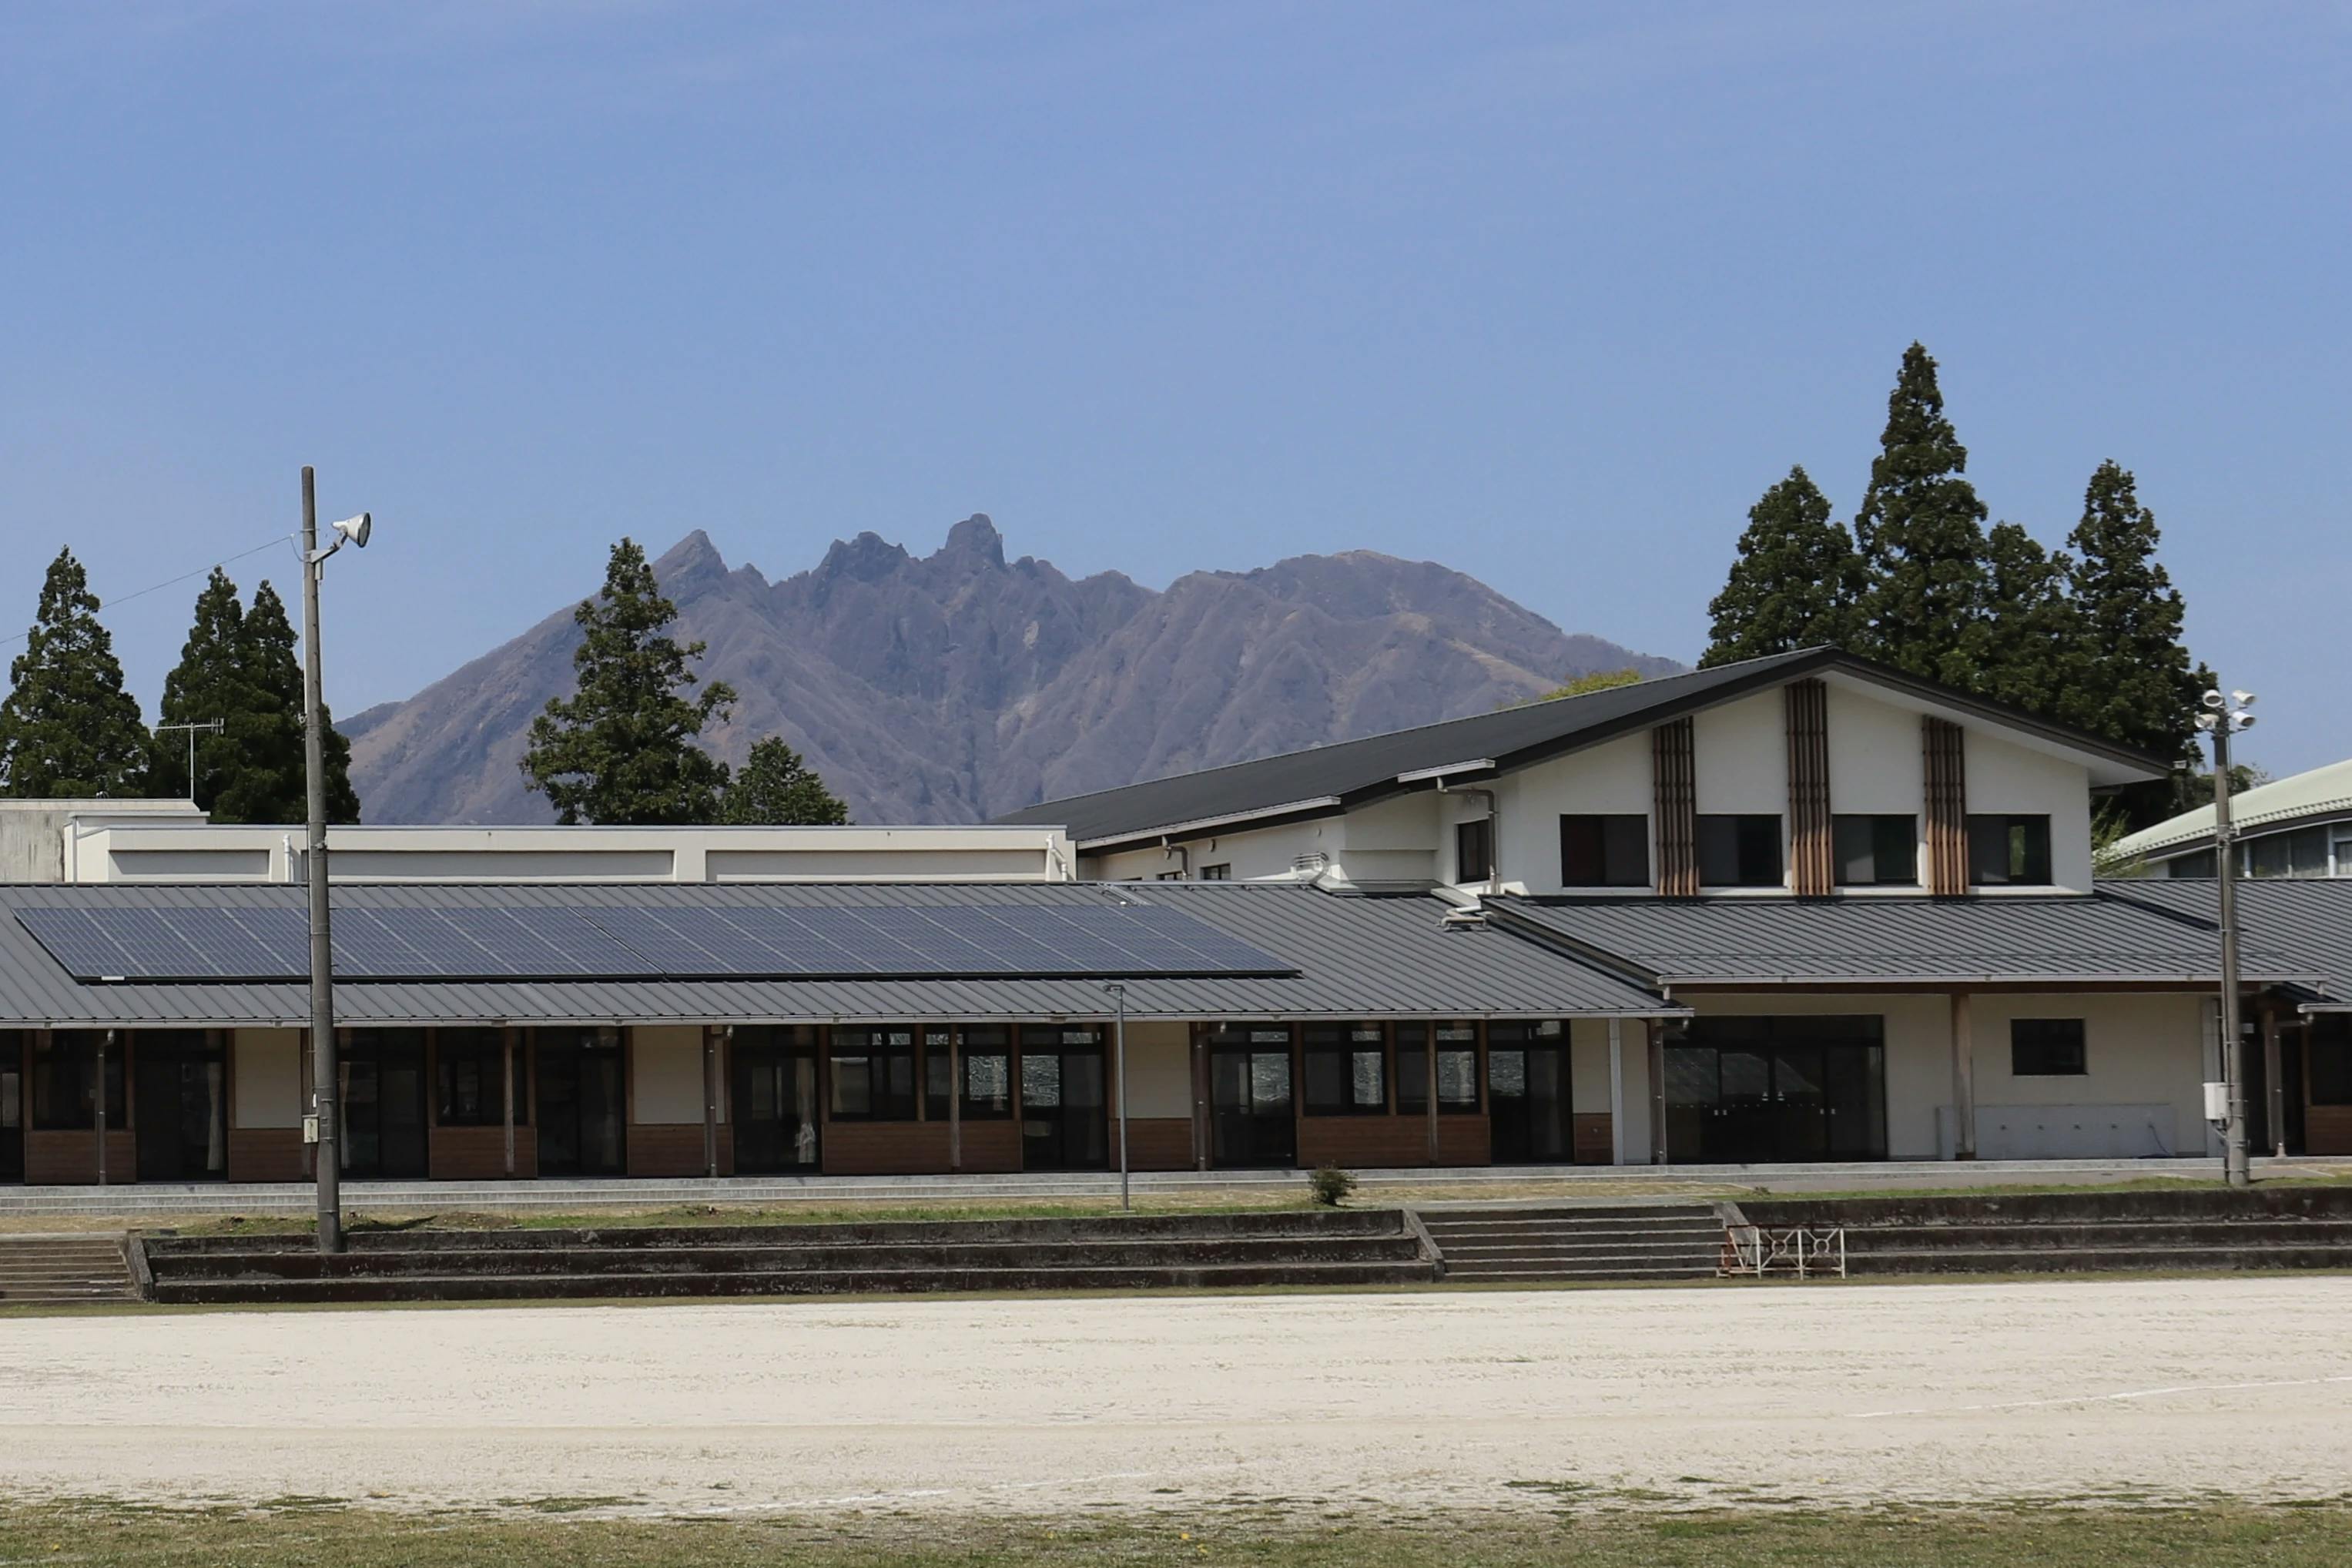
top-left (1785, 678), bottom-right (1833, 897)
top-left (949, 1026), bottom-right (963, 1172)
top-left (1949, 992), bottom-right (1976, 1160)
top-left (702, 1026), bottom-right (720, 1179)
top-left (1607, 1017), bottom-right (1627, 1165)
top-left (2262, 1003), bottom-right (2286, 1160)
top-left (501, 1026), bottom-right (517, 1178)
top-left (1192, 1024), bottom-right (1210, 1171)
top-left (95, 1030), bottom-right (112, 1187)
top-left (1652, 719), bottom-right (1698, 898)
top-left (1425, 1026), bottom-right (1441, 1167)
top-left (1924, 717), bottom-right (1969, 897)
top-left (1647, 1019), bottom-right (1669, 1166)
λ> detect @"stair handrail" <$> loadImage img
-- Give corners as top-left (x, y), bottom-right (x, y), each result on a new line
top-left (1720, 1225), bottom-right (1846, 1281)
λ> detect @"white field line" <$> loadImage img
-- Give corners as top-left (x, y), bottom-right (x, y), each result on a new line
top-left (1847, 1372), bottom-right (2352, 1420)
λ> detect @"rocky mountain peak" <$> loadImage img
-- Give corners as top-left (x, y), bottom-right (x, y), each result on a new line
top-left (935, 513), bottom-right (1007, 570)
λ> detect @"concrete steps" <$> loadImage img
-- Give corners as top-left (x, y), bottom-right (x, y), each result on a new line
top-left (1418, 1204), bottom-right (1724, 1282)
top-left (141, 1209), bottom-right (1442, 1304)
top-left (0, 1235), bottom-right (136, 1305)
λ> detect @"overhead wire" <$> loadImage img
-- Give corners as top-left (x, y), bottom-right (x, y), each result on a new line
top-left (0, 533), bottom-right (297, 649)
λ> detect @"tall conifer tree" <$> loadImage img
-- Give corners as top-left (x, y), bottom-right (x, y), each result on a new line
top-left (0, 548), bottom-right (151, 797)
top-left (1700, 465), bottom-right (1861, 665)
top-left (1851, 343), bottom-right (1992, 686)
top-left (1975, 522), bottom-right (2078, 716)
top-left (238, 581), bottom-right (361, 823)
top-left (720, 736), bottom-right (849, 825)
top-left (521, 538), bottom-right (736, 825)
top-left (151, 568), bottom-right (249, 804)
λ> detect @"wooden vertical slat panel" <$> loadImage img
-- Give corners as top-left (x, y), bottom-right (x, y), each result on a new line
top-left (1786, 679), bottom-right (1834, 896)
top-left (1652, 718), bottom-right (1698, 897)
top-left (1923, 718), bottom-right (1969, 896)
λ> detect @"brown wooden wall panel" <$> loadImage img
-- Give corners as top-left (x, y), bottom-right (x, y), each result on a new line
top-left (1298, 1117), bottom-right (1439, 1170)
top-left (1652, 718), bottom-right (1698, 897)
top-left (953, 1120), bottom-right (1024, 1174)
top-left (626, 1123), bottom-right (735, 1178)
top-left (2306, 1106), bottom-right (2352, 1157)
top-left (228, 1129), bottom-right (306, 1184)
top-left (1121, 1117), bottom-right (1195, 1171)
top-left (431, 1125), bottom-right (537, 1181)
top-left (1923, 717), bottom-right (1969, 896)
top-left (823, 1121), bottom-right (953, 1176)
top-left (1786, 678), bottom-right (1834, 897)
top-left (24, 1130), bottom-right (136, 1186)
top-left (1436, 1117), bottom-right (1492, 1167)
top-left (1572, 1112), bottom-right (1614, 1166)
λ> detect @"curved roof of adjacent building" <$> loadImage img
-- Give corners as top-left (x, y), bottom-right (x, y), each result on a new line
top-left (2112, 757), bottom-right (2352, 860)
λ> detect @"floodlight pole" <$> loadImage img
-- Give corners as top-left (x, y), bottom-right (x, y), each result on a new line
top-left (1106, 983), bottom-right (1131, 1211)
top-left (301, 467), bottom-right (343, 1253)
top-left (2212, 719), bottom-right (2250, 1190)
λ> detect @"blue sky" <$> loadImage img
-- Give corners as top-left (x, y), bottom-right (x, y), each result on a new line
top-left (2, 2), bottom-right (2346, 774)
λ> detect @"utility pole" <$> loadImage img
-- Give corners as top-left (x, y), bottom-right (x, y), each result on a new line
top-left (299, 468), bottom-right (374, 1253)
top-left (156, 720), bottom-right (224, 803)
top-left (2199, 686), bottom-right (2257, 1188)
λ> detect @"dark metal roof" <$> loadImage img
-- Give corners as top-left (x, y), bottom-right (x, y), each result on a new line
top-left (0, 880), bottom-right (1679, 1027)
top-left (994, 648), bottom-right (2172, 847)
top-left (1486, 891), bottom-right (2320, 989)
top-left (2113, 878), bottom-right (2352, 1010)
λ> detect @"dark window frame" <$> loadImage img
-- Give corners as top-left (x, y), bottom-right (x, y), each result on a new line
top-left (434, 1027), bottom-right (527, 1127)
top-left (1302, 1023), bottom-right (1389, 1117)
top-left (1833, 813), bottom-right (1918, 887)
top-left (1560, 813), bottom-right (1650, 888)
top-left (1395, 1022), bottom-right (1481, 1115)
top-left (1697, 813), bottom-right (1784, 887)
top-left (31, 1030), bottom-right (128, 1131)
top-left (1198, 863), bottom-right (1232, 881)
top-left (957, 1024), bottom-right (1014, 1120)
top-left (1456, 817), bottom-right (1494, 883)
top-left (827, 1027), bottom-right (921, 1122)
top-left (2010, 1017), bottom-right (2088, 1077)
top-left (1967, 814), bottom-right (2055, 886)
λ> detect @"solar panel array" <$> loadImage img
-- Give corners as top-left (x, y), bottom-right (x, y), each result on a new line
top-left (12, 900), bottom-right (1295, 983)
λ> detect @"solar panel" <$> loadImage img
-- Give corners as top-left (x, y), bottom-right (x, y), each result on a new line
top-left (12, 896), bottom-right (1296, 983)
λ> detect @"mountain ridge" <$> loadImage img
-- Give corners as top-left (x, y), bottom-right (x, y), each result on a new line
top-left (340, 517), bottom-right (1682, 825)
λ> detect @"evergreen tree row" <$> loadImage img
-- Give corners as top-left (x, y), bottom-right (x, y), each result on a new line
top-left (0, 548), bottom-right (360, 821)
top-left (1700, 343), bottom-right (2207, 826)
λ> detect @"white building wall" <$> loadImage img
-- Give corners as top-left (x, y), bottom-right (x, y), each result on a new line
top-left (1967, 732), bottom-right (2098, 892)
top-left (1089, 818), bottom-right (1337, 882)
top-left (1490, 733), bottom-right (1650, 894)
top-left (1118, 1020), bottom-right (1194, 1118)
top-left (232, 1028), bottom-right (303, 1130)
top-left (632, 1024), bottom-right (719, 1124)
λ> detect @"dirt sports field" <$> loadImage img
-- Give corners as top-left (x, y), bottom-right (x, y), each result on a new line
top-left (2, 1277), bottom-right (2348, 1516)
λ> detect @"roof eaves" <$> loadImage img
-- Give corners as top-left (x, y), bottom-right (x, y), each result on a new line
top-left (1073, 796), bottom-right (1345, 852)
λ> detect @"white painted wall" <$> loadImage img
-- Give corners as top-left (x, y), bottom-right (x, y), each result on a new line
top-left (232, 1028), bottom-right (303, 1130)
top-left (632, 1024), bottom-right (717, 1124)
top-left (1967, 732), bottom-right (2097, 892)
top-left (1493, 734), bottom-right (1650, 894)
top-left (1117, 1021), bottom-right (1194, 1118)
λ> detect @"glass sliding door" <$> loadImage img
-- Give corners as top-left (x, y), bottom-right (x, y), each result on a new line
top-left (732, 1026), bottom-right (820, 1173)
top-left (1207, 1024), bottom-right (1295, 1168)
top-left (1487, 1020), bottom-right (1571, 1164)
top-left (536, 1027), bottom-right (625, 1177)
top-left (1019, 1025), bottom-right (1107, 1171)
top-left (341, 1029), bottom-right (429, 1178)
top-left (1664, 1017), bottom-right (1886, 1163)
top-left (133, 1030), bottom-right (228, 1182)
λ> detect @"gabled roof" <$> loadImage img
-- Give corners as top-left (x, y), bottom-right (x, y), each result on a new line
top-left (2112, 757), bottom-right (2352, 860)
top-left (2118, 877), bottom-right (2352, 1011)
top-left (0, 880), bottom-right (1679, 1027)
top-left (1484, 890), bottom-right (2321, 990)
top-left (996, 648), bottom-right (2171, 849)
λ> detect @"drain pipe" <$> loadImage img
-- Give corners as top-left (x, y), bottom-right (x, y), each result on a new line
top-left (1160, 836), bottom-right (1189, 880)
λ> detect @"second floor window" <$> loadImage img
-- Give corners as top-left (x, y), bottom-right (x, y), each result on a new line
top-left (1834, 814), bottom-right (1918, 886)
top-left (1697, 814), bottom-right (1782, 887)
top-left (1560, 814), bottom-right (1649, 888)
top-left (1968, 815), bottom-right (2053, 886)
top-left (1198, 863), bottom-right (1232, 880)
top-left (1456, 817), bottom-right (1494, 883)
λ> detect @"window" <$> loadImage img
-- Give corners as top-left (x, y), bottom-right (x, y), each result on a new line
top-left (434, 1028), bottom-right (526, 1127)
top-left (1198, 863), bottom-right (1232, 881)
top-left (1560, 814), bottom-right (1649, 888)
top-left (1697, 814), bottom-right (1783, 887)
top-left (829, 1027), bottom-right (919, 1121)
top-left (1395, 1022), bottom-right (1479, 1114)
top-left (31, 1032), bottom-right (126, 1131)
top-left (1834, 814), bottom-right (1918, 886)
top-left (923, 1027), bottom-right (955, 1119)
top-left (1455, 818), bottom-right (1493, 883)
top-left (2336, 830), bottom-right (2352, 877)
top-left (959, 1024), bottom-right (1014, 1119)
top-left (1303, 1023), bottom-right (1386, 1115)
top-left (2166, 849), bottom-right (2217, 879)
top-left (2311, 1017), bottom-right (2352, 1107)
top-left (1968, 816), bottom-right (2054, 885)
top-left (2011, 1018), bottom-right (2087, 1077)
top-left (2245, 827), bottom-right (2330, 879)
top-left (1154, 870), bottom-right (1184, 881)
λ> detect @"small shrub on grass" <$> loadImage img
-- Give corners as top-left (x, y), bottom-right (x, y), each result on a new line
top-left (1309, 1164), bottom-right (1357, 1208)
